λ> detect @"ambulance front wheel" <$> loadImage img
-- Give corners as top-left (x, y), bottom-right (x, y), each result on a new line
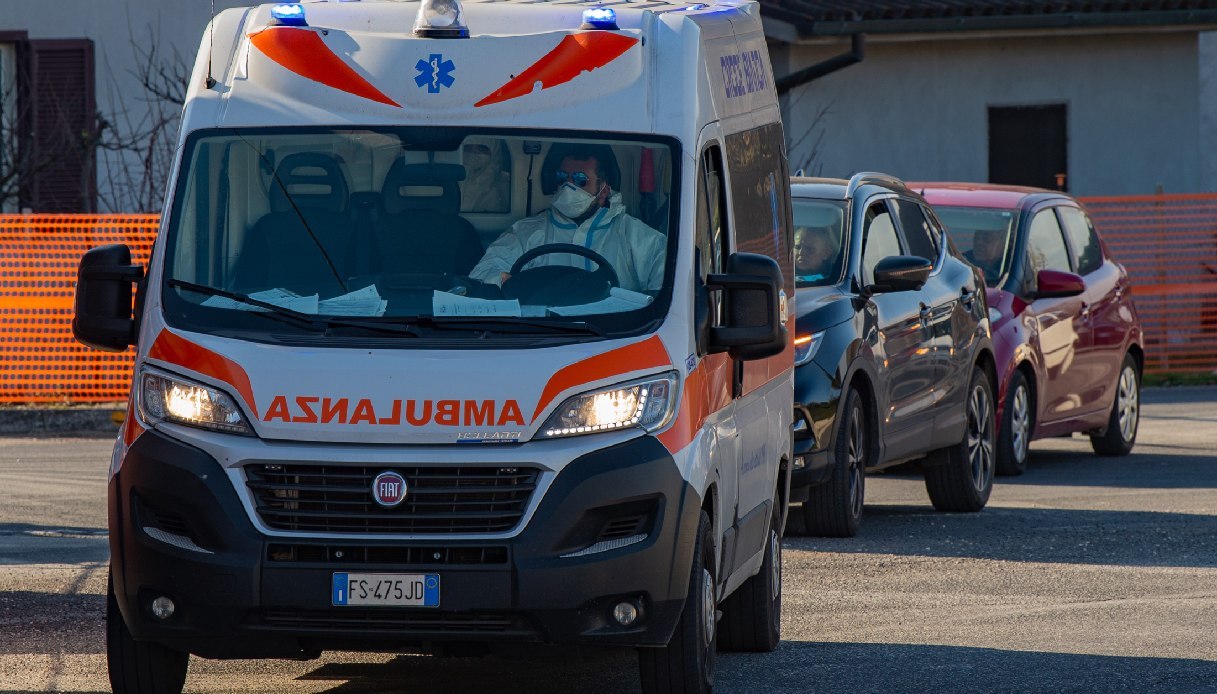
top-left (107, 569), bottom-right (189, 694)
top-left (638, 510), bottom-right (716, 694)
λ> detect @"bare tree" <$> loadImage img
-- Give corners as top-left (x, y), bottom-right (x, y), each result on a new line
top-left (0, 71), bottom-right (102, 212)
top-left (785, 88), bottom-right (832, 177)
top-left (95, 24), bottom-right (191, 212)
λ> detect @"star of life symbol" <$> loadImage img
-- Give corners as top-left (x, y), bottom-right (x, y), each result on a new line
top-left (415, 53), bottom-right (455, 94)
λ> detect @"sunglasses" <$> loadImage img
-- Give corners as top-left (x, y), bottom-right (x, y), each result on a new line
top-left (555, 170), bottom-right (593, 187)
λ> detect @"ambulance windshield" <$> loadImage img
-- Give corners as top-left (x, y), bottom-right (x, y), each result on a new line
top-left (162, 128), bottom-right (678, 340)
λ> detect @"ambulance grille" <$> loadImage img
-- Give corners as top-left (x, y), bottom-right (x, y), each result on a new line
top-left (245, 464), bottom-right (540, 534)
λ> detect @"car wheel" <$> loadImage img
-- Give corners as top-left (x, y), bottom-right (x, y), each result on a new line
top-left (924, 366), bottom-right (995, 512)
top-left (1090, 353), bottom-right (1140, 456)
top-left (996, 371), bottom-right (1033, 476)
top-left (801, 387), bottom-right (866, 537)
top-left (107, 569), bottom-right (189, 694)
top-left (718, 494), bottom-right (782, 652)
top-left (638, 510), bottom-right (716, 694)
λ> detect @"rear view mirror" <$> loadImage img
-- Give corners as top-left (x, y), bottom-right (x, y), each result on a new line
top-left (868, 255), bottom-right (931, 294)
top-left (72, 244), bottom-right (144, 352)
top-left (1035, 269), bottom-right (1085, 299)
top-left (706, 252), bottom-right (787, 361)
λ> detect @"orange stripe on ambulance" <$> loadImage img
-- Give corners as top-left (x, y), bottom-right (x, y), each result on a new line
top-left (262, 396), bottom-right (526, 427)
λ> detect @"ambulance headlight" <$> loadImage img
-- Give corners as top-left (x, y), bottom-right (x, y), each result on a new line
top-left (270, 3), bottom-right (307, 26)
top-left (540, 372), bottom-right (678, 438)
top-left (140, 370), bottom-right (253, 435)
top-left (414, 0), bottom-right (470, 38)
top-left (581, 7), bottom-right (619, 30)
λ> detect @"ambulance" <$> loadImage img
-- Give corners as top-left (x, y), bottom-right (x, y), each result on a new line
top-left (73, 1), bottom-right (794, 691)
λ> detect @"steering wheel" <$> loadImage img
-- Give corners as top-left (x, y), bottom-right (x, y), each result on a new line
top-left (502, 243), bottom-right (620, 306)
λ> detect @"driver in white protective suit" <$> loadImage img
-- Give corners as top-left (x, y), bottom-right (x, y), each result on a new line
top-left (468, 146), bottom-right (665, 293)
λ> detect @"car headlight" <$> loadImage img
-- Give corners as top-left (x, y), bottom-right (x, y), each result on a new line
top-left (140, 370), bottom-right (253, 435)
top-left (539, 372), bottom-right (678, 438)
top-left (794, 331), bottom-right (826, 366)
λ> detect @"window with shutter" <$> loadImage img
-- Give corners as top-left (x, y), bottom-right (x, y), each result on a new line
top-left (27, 38), bottom-right (95, 212)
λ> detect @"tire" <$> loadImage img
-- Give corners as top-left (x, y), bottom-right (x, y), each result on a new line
top-left (1090, 353), bottom-right (1140, 456)
top-left (924, 367), bottom-right (995, 512)
top-left (801, 388), bottom-right (867, 537)
top-left (639, 511), bottom-right (716, 694)
top-left (718, 496), bottom-right (782, 653)
top-left (107, 570), bottom-right (189, 694)
top-left (996, 371), bottom-right (1033, 476)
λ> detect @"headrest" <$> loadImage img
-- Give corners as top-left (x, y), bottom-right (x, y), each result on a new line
top-left (382, 161), bottom-right (466, 215)
top-left (540, 143), bottom-right (620, 195)
top-left (268, 152), bottom-right (349, 215)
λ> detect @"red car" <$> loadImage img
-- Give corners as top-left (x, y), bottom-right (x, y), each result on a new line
top-left (914, 183), bottom-right (1144, 475)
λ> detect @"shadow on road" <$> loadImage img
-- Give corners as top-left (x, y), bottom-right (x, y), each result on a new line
top-left (997, 449), bottom-right (1217, 490)
top-left (0, 521), bottom-right (109, 566)
top-left (785, 502), bottom-right (1217, 568)
top-left (717, 640), bottom-right (1217, 693)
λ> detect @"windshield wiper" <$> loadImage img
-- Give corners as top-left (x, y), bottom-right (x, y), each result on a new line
top-left (425, 315), bottom-right (607, 337)
top-left (168, 280), bottom-right (418, 337)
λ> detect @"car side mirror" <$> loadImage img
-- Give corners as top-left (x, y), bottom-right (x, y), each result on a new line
top-left (706, 252), bottom-right (787, 361)
top-left (866, 255), bottom-right (931, 295)
top-left (72, 244), bottom-right (144, 352)
top-left (1034, 269), bottom-right (1085, 299)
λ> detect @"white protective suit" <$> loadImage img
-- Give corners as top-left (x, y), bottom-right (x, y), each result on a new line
top-left (469, 192), bottom-right (665, 293)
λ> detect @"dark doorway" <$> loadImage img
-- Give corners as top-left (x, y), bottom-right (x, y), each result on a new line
top-left (988, 105), bottom-right (1067, 191)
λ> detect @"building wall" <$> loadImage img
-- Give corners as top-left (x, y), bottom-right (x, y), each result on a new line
top-left (1, 0), bottom-right (249, 211)
top-left (779, 31), bottom-right (1211, 196)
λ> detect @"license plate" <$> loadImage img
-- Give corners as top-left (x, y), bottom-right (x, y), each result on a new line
top-left (332, 573), bottom-right (440, 607)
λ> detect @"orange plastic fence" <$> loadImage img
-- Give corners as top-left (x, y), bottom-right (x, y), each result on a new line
top-left (1, 200), bottom-right (1215, 404)
top-left (1080, 193), bottom-right (1217, 375)
top-left (1, 215), bottom-right (158, 403)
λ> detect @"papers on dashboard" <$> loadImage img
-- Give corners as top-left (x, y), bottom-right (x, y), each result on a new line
top-left (432, 290), bottom-right (522, 317)
top-left (201, 285), bottom-right (387, 317)
top-left (548, 287), bottom-right (653, 316)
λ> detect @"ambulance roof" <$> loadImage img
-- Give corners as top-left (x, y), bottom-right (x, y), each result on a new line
top-left (182, 0), bottom-right (772, 138)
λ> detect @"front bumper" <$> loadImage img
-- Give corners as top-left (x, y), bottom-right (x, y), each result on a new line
top-left (110, 430), bottom-right (702, 659)
top-left (790, 360), bottom-right (839, 495)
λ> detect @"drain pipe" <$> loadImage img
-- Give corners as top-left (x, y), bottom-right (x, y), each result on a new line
top-left (775, 33), bottom-right (865, 96)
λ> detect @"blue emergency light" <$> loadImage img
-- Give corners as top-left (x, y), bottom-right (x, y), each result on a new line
top-left (581, 7), bottom-right (619, 30)
top-left (271, 3), bottom-right (308, 26)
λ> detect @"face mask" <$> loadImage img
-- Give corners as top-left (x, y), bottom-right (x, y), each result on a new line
top-left (551, 182), bottom-right (599, 220)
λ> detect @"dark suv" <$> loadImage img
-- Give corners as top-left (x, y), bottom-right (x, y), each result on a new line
top-left (790, 174), bottom-right (996, 537)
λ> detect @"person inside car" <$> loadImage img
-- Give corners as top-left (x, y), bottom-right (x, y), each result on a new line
top-left (468, 145), bottom-right (665, 294)
top-left (965, 228), bottom-right (1006, 284)
top-left (794, 224), bottom-right (839, 283)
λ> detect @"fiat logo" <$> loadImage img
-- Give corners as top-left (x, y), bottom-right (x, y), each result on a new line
top-left (371, 471), bottom-right (408, 508)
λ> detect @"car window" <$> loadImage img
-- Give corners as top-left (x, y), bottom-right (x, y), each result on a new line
top-left (933, 206), bottom-right (1018, 286)
top-left (891, 198), bottom-right (939, 266)
top-left (1058, 206), bottom-right (1104, 276)
top-left (861, 200), bottom-right (902, 285)
top-left (1026, 209), bottom-right (1072, 273)
top-left (792, 198), bottom-right (847, 287)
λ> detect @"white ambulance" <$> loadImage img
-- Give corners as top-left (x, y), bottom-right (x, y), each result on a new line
top-left (73, 1), bottom-right (794, 691)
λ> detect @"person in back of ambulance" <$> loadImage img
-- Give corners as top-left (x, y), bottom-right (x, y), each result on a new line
top-left (469, 144), bottom-right (665, 294)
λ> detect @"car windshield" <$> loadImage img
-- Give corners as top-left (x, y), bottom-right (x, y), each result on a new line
top-left (933, 206), bottom-right (1019, 286)
top-left (162, 127), bottom-right (678, 340)
top-left (792, 199), bottom-right (847, 288)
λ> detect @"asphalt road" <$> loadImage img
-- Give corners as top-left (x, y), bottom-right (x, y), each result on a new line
top-left (2, 387), bottom-right (1215, 693)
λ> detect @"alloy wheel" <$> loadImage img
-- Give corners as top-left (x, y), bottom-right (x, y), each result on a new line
top-left (701, 568), bottom-right (715, 648)
top-left (967, 384), bottom-right (995, 492)
top-left (847, 405), bottom-right (865, 518)
top-left (1117, 366), bottom-right (1139, 442)
top-left (1010, 383), bottom-right (1030, 464)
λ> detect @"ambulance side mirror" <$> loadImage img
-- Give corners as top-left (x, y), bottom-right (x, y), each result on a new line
top-left (706, 252), bottom-right (787, 361)
top-left (73, 244), bottom-right (144, 352)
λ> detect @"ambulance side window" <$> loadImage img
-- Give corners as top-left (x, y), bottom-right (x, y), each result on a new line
top-left (696, 145), bottom-right (729, 329)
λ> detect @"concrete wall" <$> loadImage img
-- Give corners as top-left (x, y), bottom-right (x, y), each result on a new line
top-left (779, 31), bottom-right (1211, 196)
top-left (1200, 31), bottom-right (1217, 194)
top-left (1, 0), bottom-right (250, 211)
